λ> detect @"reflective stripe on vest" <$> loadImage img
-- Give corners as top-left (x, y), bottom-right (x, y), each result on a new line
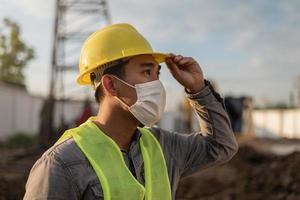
top-left (56, 117), bottom-right (171, 200)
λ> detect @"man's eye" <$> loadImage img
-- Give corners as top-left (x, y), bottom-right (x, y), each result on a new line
top-left (144, 70), bottom-right (151, 76)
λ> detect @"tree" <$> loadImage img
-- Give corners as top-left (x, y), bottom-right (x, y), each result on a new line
top-left (0, 17), bottom-right (34, 89)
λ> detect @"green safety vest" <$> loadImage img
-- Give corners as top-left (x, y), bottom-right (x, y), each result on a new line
top-left (56, 117), bottom-right (171, 200)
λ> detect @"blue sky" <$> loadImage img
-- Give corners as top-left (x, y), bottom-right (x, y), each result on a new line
top-left (1, 0), bottom-right (299, 110)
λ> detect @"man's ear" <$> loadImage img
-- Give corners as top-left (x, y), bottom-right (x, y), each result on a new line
top-left (101, 75), bottom-right (118, 96)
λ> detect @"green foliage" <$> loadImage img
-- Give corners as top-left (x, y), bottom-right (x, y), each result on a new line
top-left (255, 102), bottom-right (292, 110)
top-left (0, 17), bottom-right (35, 89)
top-left (5, 132), bottom-right (36, 147)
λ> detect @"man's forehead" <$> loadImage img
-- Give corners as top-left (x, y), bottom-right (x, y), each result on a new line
top-left (129, 54), bottom-right (158, 65)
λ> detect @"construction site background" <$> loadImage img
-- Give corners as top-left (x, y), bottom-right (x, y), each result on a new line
top-left (0, 0), bottom-right (300, 200)
top-left (1, 81), bottom-right (300, 199)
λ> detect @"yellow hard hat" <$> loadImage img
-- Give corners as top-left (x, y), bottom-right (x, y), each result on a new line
top-left (77, 23), bottom-right (168, 85)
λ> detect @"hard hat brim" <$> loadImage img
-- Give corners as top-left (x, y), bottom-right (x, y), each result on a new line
top-left (77, 52), bottom-right (168, 85)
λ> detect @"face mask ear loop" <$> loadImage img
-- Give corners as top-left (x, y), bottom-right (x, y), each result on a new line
top-left (109, 75), bottom-right (137, 109)
top-left (111, 75), bottom-right (136, 89)
top-left (115, 95), bottom-right (132, 109)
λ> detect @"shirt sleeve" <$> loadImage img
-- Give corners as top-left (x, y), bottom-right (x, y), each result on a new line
top-left (23, 152), bottom-right (77, 200)
top-left (152, 81), bottom-right (239, 177)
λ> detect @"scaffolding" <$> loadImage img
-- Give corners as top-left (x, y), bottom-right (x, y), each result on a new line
top-left (50, 0), bottom-right (111, 100)
top-left (40, 0), bottom-right (111, 147)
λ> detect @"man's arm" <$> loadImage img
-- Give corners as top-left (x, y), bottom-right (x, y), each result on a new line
top-left (24, 151), bottom-right (77, 200)
top-left (157, 54), bottom-right (238, 176)
top-left (152, 81), bottom-right (238, 177)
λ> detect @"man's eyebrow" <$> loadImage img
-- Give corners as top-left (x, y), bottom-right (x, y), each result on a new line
top-left (140, 62), bottom-right (161, 71)
top-left (140, 62), bottom-right (156, 68)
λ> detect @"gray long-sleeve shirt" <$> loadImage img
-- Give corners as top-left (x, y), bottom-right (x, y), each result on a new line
top-left (24, 84), bottom-right (238, 200)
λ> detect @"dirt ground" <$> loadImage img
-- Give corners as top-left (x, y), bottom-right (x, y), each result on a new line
top-left (176, 138), bottom-right (300, 200)
top-left (0, 147), bottom-right (43, 200)
top-left (0, 138), bottom-right (299, 200)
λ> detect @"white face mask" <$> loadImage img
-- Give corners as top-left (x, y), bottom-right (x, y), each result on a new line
top-left (112, 76), bottom-right (166, 127)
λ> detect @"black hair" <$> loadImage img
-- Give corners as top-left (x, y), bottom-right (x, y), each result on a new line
top-left (93, 60), bottom-right (128, 104)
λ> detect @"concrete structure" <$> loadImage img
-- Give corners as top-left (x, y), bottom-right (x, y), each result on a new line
top-left (253, 109), bottom-right (300, 138)
top-left (0, 82), bottom-right (96, 140)
top-left (0, 83), bottom-right (43, 139)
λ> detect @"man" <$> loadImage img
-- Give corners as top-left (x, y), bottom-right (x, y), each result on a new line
top-left (24, 23), bottom-right (238, 200)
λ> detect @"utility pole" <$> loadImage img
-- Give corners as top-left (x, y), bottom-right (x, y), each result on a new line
top-left (40, 0), bottom-right (111, 148)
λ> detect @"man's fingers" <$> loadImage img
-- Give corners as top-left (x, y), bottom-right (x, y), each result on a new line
top-left (178, 57), bottom-right (194, 66)
top-left (166, 58), bottom-right (180, 77)
top-left (168, 54), bottom-right (194, 66)
top-left (173, 55), bottom-right (183, 62)
top-left (166, 54), bottom-right (195, 72)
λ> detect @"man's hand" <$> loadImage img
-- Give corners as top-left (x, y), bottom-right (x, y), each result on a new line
top-left (165, 54), bottom-right (205, 93)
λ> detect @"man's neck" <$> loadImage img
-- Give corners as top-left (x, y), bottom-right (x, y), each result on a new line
top-left (93, 101), bottom-right (139, 152)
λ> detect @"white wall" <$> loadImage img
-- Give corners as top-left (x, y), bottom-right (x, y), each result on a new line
top-left (0, 83), bottom-right (97, 140)
top-left (253, 109), bottom-right (300, 138)
top-left (0, 84), bottom-right (44, 139)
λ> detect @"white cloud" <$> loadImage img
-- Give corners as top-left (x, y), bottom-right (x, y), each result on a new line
top-left (10, 0), bottom-right (54, 19)
top-left (2, 0), bottom-right (300, 105)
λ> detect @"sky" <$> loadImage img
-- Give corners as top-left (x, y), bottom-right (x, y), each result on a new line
top-left (0, 0), bottom-right (300, 110)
